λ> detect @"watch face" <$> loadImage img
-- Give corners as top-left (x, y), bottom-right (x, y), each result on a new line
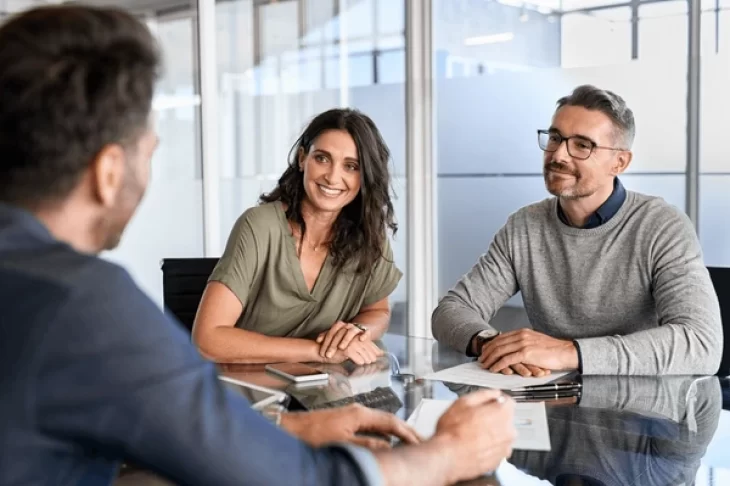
top-left (478, 329), bottom-right (499, 339)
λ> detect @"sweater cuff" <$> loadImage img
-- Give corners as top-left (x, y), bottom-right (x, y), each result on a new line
top-left (573, 337), bottom-right (616, 375)
top-left (453, 321), bottom-right (492, 357)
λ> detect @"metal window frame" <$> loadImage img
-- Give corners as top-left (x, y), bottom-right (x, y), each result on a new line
top-left (405, 0), bottom-right (437, 338)
top-left (197, 0), bottom-right (221, 256)
top-left (687, 0), bottom-right (701, 231)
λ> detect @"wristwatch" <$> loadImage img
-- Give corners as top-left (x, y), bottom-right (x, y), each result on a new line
top-left (260, 403), bottom-right (286, 427)
top-left (473, 329), bottom-right (500, 355)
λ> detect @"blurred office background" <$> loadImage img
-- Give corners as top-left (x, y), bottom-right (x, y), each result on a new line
top-left (2, 0), bottom-right (728, 336)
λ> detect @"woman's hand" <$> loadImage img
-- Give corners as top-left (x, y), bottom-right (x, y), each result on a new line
top-left (316, 321), bottom-right (371, 359)
top-left (318, 339), bottom-right (384, 365)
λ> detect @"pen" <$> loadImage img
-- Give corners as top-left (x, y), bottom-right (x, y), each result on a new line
top-left (509, 382), bottom-right (582, 393)
top-left (513, 390), bottom-right (581, 401)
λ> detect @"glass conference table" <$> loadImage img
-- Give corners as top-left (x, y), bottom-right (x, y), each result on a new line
top-left (119, 333), bottom-right (730, 485)
top-left (217, 333), bottom-right (730, 486)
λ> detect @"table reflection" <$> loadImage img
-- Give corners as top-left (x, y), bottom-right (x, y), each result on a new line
top-left (445, 376), bottom-right (721, 486)
top-left (216, 334), bottom-right (729, 486)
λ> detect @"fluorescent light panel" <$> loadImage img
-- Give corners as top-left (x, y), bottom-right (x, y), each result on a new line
top-left (463, 32), bottom-right (515, 46)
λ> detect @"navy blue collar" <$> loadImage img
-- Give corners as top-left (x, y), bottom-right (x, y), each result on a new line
top-left (557, 177), bottom-right (626, 229)
top-left (0, 202), bottom-right (56, 246)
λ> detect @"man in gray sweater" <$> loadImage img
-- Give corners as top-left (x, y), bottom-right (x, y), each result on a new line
top-left (432, 85), bottom-right (722, 376)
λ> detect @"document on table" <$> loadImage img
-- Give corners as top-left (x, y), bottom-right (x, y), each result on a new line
top-left (423, 361), bottom-right (570, 390)
top-left (407, 398), bottom-right (551, 451)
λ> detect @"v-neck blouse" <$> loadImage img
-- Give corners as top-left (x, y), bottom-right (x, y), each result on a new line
top-left (209, 202), bottom-right (402, 339)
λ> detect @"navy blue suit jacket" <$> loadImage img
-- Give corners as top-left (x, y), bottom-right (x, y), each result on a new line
top-left (0, 204), bottom-right (381, 485)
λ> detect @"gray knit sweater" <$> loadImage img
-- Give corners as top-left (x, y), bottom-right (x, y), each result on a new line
top-left (432, 191), bottom-right (723, 375)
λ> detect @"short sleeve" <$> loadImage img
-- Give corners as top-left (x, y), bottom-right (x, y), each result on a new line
top-left (209, 210), bottom-right (260, 307)
top-left (362, 237), bottom-right (403, 307)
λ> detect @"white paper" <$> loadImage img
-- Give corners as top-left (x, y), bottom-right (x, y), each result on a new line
top-left (423, 361), bottom-right (570, 390)
top-left (511, 401), bottom-right (552, 451)
top-left (406, 399), bottom-right (452, 439)
top-left (495, 460), bottom-right (553, 484)
top-left (407, 398), bottom-right (551, 451)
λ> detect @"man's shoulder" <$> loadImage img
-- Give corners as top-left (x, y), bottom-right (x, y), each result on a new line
top-left (625, 191), bottom-right (691, 230)
top-left (0, 245), bottom-right (147, 362)
top-left (627, 190), bottom-right (681, 213)
top-left (3, 241), bottom-right (131, 290)
top-left (503, 197), bottom-right (555, 228)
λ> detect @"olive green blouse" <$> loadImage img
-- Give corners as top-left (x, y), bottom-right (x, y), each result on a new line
top-left (209, 202), bottom-right (402, 339)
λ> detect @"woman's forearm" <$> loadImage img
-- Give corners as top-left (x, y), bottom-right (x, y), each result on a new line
top-left (350, 309), bottom-right (390, 340)
top-left (195, 326), bottom-right (321, 364)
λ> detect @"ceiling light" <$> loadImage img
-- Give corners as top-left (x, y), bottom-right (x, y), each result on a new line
top-left (463, 32), bottom-right (515, 46)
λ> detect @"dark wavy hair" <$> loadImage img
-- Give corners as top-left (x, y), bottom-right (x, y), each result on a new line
top-left (260, 108), bottom-right (397, 273)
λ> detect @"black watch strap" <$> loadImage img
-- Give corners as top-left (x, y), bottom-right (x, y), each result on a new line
top-left (466, 331), bottom-right (482, 357)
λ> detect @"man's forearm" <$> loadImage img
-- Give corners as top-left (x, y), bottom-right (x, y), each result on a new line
top-left (431, 229), bottom-right (518, 354)
top-left (374, 438), bottom-right (456, 486)
top-left (575, 323), bottom-right (722, 375)
top-left (432, 299), bottom-right (494, 355)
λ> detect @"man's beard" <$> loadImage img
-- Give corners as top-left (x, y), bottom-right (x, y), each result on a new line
top-left (543, 162), bottom-right (593, 200)
top-left (99, 170), bottom-right (145, 252)
top-left (102, 222), bottom-right (125, 251)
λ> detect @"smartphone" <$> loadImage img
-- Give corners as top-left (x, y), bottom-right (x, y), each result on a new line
top-left (265, 363), bottom-right (329, 383)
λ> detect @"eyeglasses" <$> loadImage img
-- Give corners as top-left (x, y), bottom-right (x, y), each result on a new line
top-left (537, 129), bottom-right (626, 161)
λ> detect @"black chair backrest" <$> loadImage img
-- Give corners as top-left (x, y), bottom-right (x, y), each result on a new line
top-left (707, 266), bottom-right (730, 377)
top-left (161, 258), bottom-right (219, 332)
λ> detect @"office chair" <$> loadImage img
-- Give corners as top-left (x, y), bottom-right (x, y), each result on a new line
top-left (707, 266), bottom-right (730, 377)
top-left (161, 258), bottom-right (219, 332)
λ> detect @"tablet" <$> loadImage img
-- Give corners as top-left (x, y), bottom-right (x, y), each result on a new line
top-left (219, 375), bottom-right (289, 411)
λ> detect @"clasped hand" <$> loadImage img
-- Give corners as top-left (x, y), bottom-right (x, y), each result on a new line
top-left (477, 328), bottom-right (578, 377)
top-left (316, 321), bottom-right (383, 365)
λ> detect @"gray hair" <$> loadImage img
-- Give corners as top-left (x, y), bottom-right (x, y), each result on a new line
top-left (556, 85), bottom-right (635, 149)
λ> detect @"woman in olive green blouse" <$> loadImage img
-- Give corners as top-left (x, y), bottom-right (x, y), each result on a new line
top-left (192, 108), bottom-right (402, 365)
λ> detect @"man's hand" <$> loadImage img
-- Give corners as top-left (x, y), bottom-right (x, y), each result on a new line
top-left (492, 364), bottom-right (551, 377)
top-left (431, 390), bottom-right (516, 483)
top-left (478, 329), bottom-right (578, 376)
top-left (317, 321), bottom-right (370, 359)
top-left (280, 404), bottom-right (421, 450)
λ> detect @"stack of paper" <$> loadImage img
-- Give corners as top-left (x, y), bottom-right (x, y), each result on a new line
top-left (423, 361), bottom-right (569, 389)
top-left (407, 398), bottom-right (552, 451)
